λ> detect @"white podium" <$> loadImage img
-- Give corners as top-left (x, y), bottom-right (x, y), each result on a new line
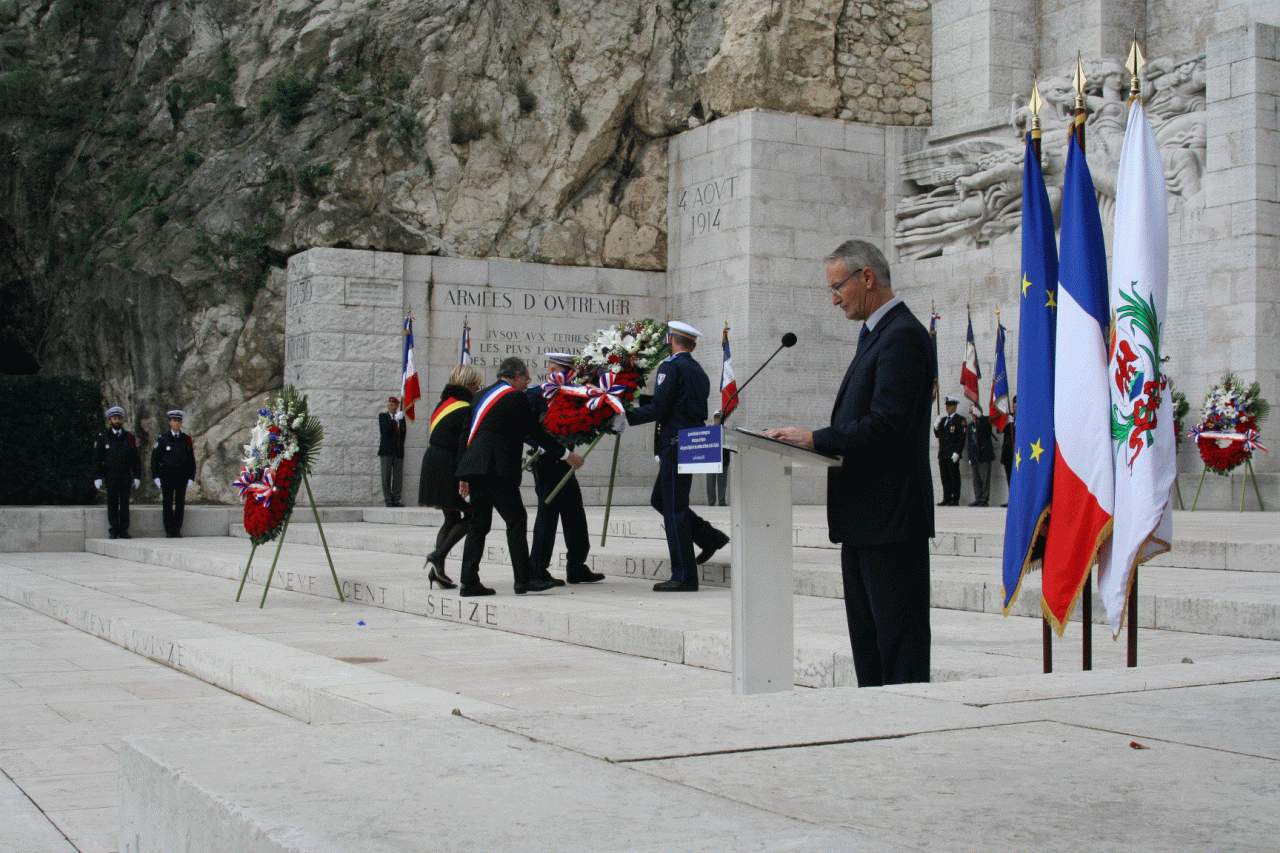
top-left (722, 428), bottom-right (841, 695)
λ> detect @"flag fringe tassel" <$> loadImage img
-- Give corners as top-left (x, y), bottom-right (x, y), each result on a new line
top-left (1002, 504), bottom-right (1051, 616)
top-left (1041, 516), bottom-right (1114, 637)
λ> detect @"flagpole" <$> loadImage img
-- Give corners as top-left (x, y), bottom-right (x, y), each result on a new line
top-left (1030, 79), bottom-right (1053, 675)
top-left (1072, 53), bottom-right (1093, 673)
top-left (1125, 36), bottom-right (1144, 669)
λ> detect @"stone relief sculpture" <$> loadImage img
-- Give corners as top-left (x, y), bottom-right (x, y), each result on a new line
top-left (895, 55), bottom-right (1206, 260)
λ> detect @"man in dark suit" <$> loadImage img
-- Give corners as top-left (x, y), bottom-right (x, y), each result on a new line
top-left (456, 357), bottom-right (584, 596)
top-left (378, 396), bottom-right (407, 507)
top-left (527, 352), bottom-right (605, 586)
top-left (933, 396), bottom-right (966, 506)
top-left (965, 403), bottom-right (995, 506)
top-left (765, 239), bottom-right (935, 686)
top-left (626, 321), bottom-right (729, 592)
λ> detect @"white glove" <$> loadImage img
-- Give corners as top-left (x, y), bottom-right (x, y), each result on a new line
top-left (187, 479), bottom-right (195, 488)
top-left (94, 479), bottom-right (103, 490)
top-left (394, 410), bottom-right (405, 421)
top-left (132, 479), bottom-right (140, 490)
top-left (153, 478), bottom-right (161, 488)
top-left (935, 416), bottom-right (945, 429)
top-left (612, 412), bottom-right (627, 434)
top-left (951, 452), bottom-right (960, 463)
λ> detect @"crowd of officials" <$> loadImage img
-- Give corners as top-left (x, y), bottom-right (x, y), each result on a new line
top-left (933, 395), bottom-right (1016, 507)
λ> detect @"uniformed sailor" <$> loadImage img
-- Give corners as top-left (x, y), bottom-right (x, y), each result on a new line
top-left (151, 410), bottom-right (195, 537)
top-left (625, 322), bottom-right (730, 591)
top-left (94, 406), bottom-right (142, 539)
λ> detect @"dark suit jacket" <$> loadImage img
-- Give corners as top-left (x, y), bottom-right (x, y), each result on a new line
top-left (378, 411), bottom-right (406, 458)
top-left (811, 301), bottom-right (936, 546)
top-left (456, 381), bottom-right (566, 481)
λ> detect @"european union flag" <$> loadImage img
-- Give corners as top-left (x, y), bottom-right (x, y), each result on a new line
top-left (1001, 134), bottom-right (1058, 612)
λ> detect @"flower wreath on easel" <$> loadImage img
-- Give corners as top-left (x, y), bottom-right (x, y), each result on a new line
top-left (1190, 374), bottom-right (1269, 475)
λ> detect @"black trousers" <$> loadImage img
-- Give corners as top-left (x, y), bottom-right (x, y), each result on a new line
top-left (840, 538), bottom-right (931, 687)
top-left (429, 509), bottom-right (471, 568)
top-left (530, 457), bottom-right (589, 575)
top-left (105, 479), bottom-right (131, 536)
top-left (937, 454), bottom-right (961, 504)
top-left (459, 476), bottom-right (533, 587)
top-left (159, 474), bottom-right (188, 535)
top-left (650, 446), bottom-right (719, 586)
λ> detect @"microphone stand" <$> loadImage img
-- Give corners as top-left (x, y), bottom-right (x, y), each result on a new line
top-left (719, 336), bottom-right (795, 425)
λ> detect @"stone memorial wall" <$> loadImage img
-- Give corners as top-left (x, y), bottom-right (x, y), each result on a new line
top-left (286, 250), bottom-right (662, 505)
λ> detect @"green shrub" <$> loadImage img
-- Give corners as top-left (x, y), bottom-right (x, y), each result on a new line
top-left (567, 107), bottom-right (587, 133)
top-left (0, 376), bottom-right (101, 505)
top-left (297, 162), bottom-right (334, 197)
top-left (259, 72), bottom-right (318, 129)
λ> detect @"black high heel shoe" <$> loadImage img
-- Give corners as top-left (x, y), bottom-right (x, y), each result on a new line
top-left (426, 555), bottom-right (457, 589)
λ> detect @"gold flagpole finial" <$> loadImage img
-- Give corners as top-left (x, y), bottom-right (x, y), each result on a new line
top-left (1125, 35), bottom-right (1146, 102)
top-left (1029, 80), bottom-right (1043, 134)
top-left (1073, 52), bottom-right (1086, 109)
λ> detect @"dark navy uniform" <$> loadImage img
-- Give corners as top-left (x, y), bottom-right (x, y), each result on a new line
top-left (151, 429), bottom-right (195, 537)
top-left (933, 410), bottom-right (966, 506)
top-left (95, 427), bottom-right (141, 538)
top-left (526, 387), bottom-right (595, 582)
top-left (626, 350), bottom-right (725, 587)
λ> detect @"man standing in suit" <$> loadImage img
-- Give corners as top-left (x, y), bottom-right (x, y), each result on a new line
top-left (151, 410), bottom-right (196, 538)
top-left (933, 396), bottom-right (966, 506)
top-left (527, 353), bottom-right (606, 586)
top-left (456, 357), bottom-right (584, 596)
top-left (765, 239), bottom-right (935, 686)
top-left (378, 396), bottom-right (407, 507)
top-left (965, 403), bottom-right (995, 506)
top-left (626, 321), bottom-right (730, 592)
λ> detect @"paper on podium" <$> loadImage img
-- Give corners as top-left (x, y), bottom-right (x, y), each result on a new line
top-left (727, 427), bottom-right (841, 466)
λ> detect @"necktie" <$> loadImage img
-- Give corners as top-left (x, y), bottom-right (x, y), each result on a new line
top-left (857, 324), bottom-right (870, 353)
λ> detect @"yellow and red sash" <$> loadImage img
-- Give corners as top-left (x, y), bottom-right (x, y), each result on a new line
top-left (429, 397), bottom-right (470, 436)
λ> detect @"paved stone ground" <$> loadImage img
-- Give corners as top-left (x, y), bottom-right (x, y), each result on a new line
top-left (2, 507), bottom-right (1277, 852)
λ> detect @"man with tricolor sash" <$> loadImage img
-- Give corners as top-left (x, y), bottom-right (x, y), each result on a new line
top-left (456, 356), bottom-right (585, 596)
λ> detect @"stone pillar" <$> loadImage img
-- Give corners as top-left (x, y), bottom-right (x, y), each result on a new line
top-left (668, 109), bottom-right (896, 502)
top-left (285, 249), bottom-right (408, 504)
top-left (1038, 0), bottom-right (1145, 73)
top-left (1203, 22), bottom-right (1279, 472)
top-left (932, 0), bottom-right (1038, 135)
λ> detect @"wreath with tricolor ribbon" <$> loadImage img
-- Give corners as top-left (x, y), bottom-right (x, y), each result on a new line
top-left (1191, 374), bottom-right (1269, 475)
top-left (231, 387), bottom-right (323, 544)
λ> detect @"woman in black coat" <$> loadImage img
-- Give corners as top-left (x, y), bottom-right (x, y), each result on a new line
top-left (418, 364), bottom-right (483, 588)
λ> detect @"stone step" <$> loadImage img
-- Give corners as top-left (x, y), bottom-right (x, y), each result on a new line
top-left (91, 527), bottom-right (1280, 656)
top-left (226, 520), bottom-right (1280, 639)
top-left (358, 505), bottom-right (1280, 572)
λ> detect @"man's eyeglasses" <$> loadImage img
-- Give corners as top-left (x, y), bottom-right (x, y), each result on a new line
top-left (830, 267), bottom-right (866, 293)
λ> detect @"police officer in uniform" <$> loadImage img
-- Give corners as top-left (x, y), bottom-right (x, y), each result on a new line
top-left (933, 396), bottom-right (966, 506)
top-left (151, 410), bottom-right (196, 537)
top-left (94, 406), bottom-right (141, 539)
top-left (527, 353), bottom-right (606, 586)
top-left (965, 403), bottom-right (995, 506)
top-left (626, 321), bottom-right (730, 591)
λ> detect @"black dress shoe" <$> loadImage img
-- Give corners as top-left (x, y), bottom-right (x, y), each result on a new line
top-left (534, 571), bottom-right (566, 587)
top-left (119, 532), bottom-right (131, 539)
top-left (514, 578), bottom-right (555, 594)
top-left (653, 579), bottom-right (698, 592)
top-left (937, 500), bottom-right (950, 506)
top-left (458, 584), bottom-right (495, 596)
top-left (566, 568), bottom-right (605, 584)
top-left (695, 528), bottom-right (730, 565)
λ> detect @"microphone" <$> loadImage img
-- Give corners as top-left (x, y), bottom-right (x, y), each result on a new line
top-left (720, 333), bottom-right (797, 423)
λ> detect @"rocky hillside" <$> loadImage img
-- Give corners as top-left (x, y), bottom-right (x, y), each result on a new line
top-left (0, 0), bottom-right (929, 502)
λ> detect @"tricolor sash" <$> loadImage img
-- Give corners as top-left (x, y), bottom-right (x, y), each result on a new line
top-left (467, 383), bottom-right (517, 446)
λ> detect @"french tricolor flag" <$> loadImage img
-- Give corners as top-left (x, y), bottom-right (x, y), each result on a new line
top-left (401, 317), bottom-right (421, 422)
top-left (1041, 132), bottom-right (1114, 634)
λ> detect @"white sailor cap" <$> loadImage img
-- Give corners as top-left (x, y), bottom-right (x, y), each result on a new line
top-left (944, 396), bottom-right (958, 405)
top-left (106, 406), bottom-right (125, 419)
top-left (667, 321), bottom-right (702, 339)
top-left (545, 352), bottom-right (575, 367)
top-left (167, 409), bottom-right (185, 420)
